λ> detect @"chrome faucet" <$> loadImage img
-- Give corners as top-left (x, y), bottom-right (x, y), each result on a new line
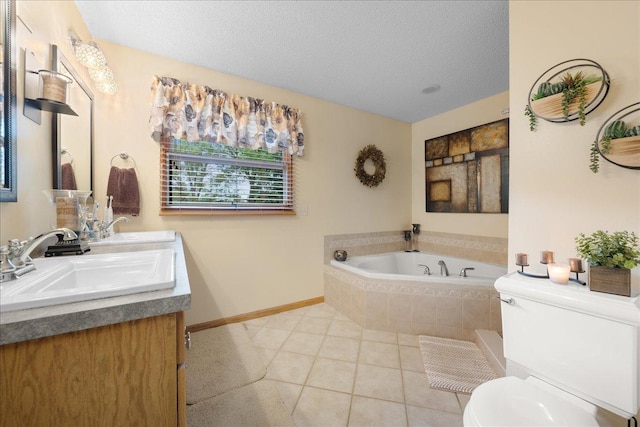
top-left (11, 228), bottom-right (78, 266)
top-left (459, 267), bottom-right (475, 277)
top-left (438, 260), bottom-right (449, 276)
top-left (418, 264), bottom-right (431, 275)
top-left (2, 228), bottom-right (77, 281)
top-left (99, 216), bottom-right (131, 239)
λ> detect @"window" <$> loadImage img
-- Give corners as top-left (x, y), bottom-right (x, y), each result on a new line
top-left (161, 138), bottom-right (294, 214)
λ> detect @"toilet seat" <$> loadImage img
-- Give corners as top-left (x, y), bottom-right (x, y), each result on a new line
top-left (463, 376), bottom-right (600, 427)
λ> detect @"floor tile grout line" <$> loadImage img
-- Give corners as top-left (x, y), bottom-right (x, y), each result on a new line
top-left (288, 306), bottom-right (339, 418)
top-left (245, 303), bottom-right (464, 426)
top-left (346, 323), bottom-right (362, 427)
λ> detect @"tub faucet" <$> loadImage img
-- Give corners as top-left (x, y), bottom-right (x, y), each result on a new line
top-left (438, 260), bottom-right (449, 276)
top-left (418, 264), bottom-right (431, 275)
top-left (459, 267), bottom-right (475, 277)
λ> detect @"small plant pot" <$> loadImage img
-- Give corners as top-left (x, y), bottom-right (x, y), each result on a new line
top-left (588, 265), bottom-right (631, 297)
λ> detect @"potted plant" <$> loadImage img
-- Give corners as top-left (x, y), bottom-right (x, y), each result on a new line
top-left (525, 71), bottom-right (603, 131)
top-left (575, 230), bottom-right (640, 296)
top-left (590, 119), bottom-right (640, 173)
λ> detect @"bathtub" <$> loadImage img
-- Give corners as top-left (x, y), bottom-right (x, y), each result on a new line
top-left (330, 251), bottom-right (507, 287)
top-left (325, 251), bottom-right (508, 338)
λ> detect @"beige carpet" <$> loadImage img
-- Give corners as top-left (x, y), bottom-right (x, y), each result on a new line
top-left (419, 335), bottom-right (498, 394)
top-left (186, 323), bottom-right (266, 404)
top-left (185, 323), bottom-right (294, 426)
top-left (187, 380), bottom-right (296, 427)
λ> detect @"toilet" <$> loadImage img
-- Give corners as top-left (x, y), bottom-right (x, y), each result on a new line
top-left (464, 272), bottom-right (640, 426)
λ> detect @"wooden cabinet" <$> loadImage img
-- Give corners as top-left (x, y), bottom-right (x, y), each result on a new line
top-left (0, 312), bottom-right (186, 427)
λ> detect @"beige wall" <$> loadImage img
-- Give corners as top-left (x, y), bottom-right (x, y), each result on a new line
top-left (0, 1), bottom-right (94, 242)
top-left (509, 0), bottom-right (640, 288)
top-left (1, 2), bottom-right (412, 326)
top-left (411, 92), bottom-right (510, 239)
top-left (3, 0), bottom-right (639, 328)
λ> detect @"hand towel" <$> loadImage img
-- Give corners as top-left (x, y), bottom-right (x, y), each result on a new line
top-left (61, 162), bottom-right (77, 190)
top-left (106, 166), bottom-right (140, 216)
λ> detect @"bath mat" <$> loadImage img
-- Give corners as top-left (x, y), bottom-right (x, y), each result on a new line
top-left (186, 323), bottom-right (266, 404)
top-left (419, 335), bottom-right (498, 394)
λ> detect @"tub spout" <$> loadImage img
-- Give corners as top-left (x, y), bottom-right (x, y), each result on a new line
top-left (459, 267), bottom-right (475, 277)
top-left (438, 260), bottom-right (449, 276)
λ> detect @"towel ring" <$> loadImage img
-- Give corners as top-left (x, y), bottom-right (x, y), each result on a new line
top-left (110, 152), bottom-right (137, 169)
top-left (61, 147), bottom-right (73, 164)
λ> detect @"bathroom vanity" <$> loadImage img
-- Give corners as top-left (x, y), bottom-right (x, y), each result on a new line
top-left (0, 232), bottom-right (191, 427)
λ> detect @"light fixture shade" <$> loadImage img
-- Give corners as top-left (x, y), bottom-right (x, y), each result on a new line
top-left (88, 65), bottom-right (114, 83)
top-left (73, 41), bottom-right (107, 69)
top-left (37, 70), bottom-right (73, 104)
top-left (95, 80), bottom-right (118, 95)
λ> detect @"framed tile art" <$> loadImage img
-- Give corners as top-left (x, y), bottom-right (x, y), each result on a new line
top-left (425, 119), bottom-right (509, 213)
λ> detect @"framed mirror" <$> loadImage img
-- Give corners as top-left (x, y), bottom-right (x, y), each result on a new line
top-left (0, 0), bottom-right (17, 202)
top-left (51, 44), bottom-right (93, 193)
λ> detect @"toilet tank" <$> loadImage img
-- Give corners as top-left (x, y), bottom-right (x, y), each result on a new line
top-left (496, 272), bottom-right (640, 418)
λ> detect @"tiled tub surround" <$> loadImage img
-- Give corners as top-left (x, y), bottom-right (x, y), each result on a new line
top-left (324, 231), bottom-right (507, 340)
top-left (324, 231), bottom-right (410, 264)
top-left (324, 266), bottom-right (503, 341)
top-left (325, 230), bottom-right (507, 265)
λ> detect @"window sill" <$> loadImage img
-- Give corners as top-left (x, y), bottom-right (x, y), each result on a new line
top-left (159, 209), bottom-right (297, 217)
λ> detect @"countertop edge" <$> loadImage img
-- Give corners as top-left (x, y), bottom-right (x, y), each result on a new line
top-left (0, 232), bottom-right (192, 345)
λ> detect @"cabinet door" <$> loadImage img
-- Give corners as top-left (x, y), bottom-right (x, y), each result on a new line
top-left (0, 314), bottom-right (177, 427)
top-left (176, 311), bottom-right (186, 427)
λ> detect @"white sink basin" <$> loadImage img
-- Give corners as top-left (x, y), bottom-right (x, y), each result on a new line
top-left (0, 249), bottom-right (175, 312)
top-left (89, 230), bottom-right (176, 246)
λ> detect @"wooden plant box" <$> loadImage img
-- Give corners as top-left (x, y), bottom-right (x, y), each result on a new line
top-left (530, 81), bottom-right (603, 119)
top-left (601, 135), bottom-right (640, 168)
top-left (589, 265), bottom-right (631, 297)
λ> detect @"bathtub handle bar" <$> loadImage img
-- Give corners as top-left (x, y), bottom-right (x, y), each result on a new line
top-left (459, 267), bottom-right (475, 277)
top-left (498, 296), bottom-right (514, 305)
top-left (417, 264), bottom-right (431, 275)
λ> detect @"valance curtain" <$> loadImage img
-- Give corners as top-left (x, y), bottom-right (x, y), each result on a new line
top-left (149, 76), bottom-right (305, 157)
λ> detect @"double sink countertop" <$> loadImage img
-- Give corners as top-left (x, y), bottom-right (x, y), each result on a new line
top-left (0, 232), bottom-right (191, 346)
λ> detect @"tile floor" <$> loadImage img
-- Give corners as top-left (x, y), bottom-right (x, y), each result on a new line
top-left (243, 302), bottom-right (467, 427)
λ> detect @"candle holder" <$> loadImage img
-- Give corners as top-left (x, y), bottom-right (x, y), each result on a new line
top-left (515, 251), bottom-right (550, 278)
top-left (514, 252), bottom-right (586, 285)
top-left (516, 262), bottom-right (549, 279)
top-left (569, 270), bottom-right (586, 286)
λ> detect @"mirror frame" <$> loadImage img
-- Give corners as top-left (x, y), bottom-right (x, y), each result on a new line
top-left (51, 44), bottom-right (94, 192)
top-left (1, 0), bottom-right (17, 202)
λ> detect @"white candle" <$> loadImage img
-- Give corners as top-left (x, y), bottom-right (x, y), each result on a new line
top-left (547, 263), bottom-right (570, 284)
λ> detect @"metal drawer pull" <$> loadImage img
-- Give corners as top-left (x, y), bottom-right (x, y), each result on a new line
top-left (185, 331), bottom-right (192, 350)
top-left (498, 297), bottom-right (514, 305)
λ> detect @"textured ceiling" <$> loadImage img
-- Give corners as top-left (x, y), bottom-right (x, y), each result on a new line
top-left (75, 0), bottom-right (509, 123)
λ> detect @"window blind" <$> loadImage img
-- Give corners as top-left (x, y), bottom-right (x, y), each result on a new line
top-left (160, 138), bottom-right (294, 214)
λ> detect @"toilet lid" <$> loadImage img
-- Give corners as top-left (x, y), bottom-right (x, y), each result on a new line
top-left (466, 377), bottom-right (599, 427)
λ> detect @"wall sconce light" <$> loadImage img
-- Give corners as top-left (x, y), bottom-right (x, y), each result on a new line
top-left (70, 38), bottom-right (118, 95)
top-left (24, 49), bottom-right (77, 124)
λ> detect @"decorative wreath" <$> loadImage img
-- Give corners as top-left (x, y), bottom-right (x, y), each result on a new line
top-left (354, 144), bottom-right (386, 187)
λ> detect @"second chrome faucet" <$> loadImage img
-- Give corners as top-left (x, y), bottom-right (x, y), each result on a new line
top-left (437, 260), bottom-right (449, 276)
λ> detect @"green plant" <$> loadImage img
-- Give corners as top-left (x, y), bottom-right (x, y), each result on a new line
top-left (524, 105), bottom-right (537, 131)
top-left (560, 71), bottom-right (587, 125)
top-left (527, 72), bottom-right (603, 131)
top-left (589, 141), bottom-right (604, 173)
top-left (590, 120), bottom-right (639, 173)
top-left (575, 230), bottom-right (640, 269)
